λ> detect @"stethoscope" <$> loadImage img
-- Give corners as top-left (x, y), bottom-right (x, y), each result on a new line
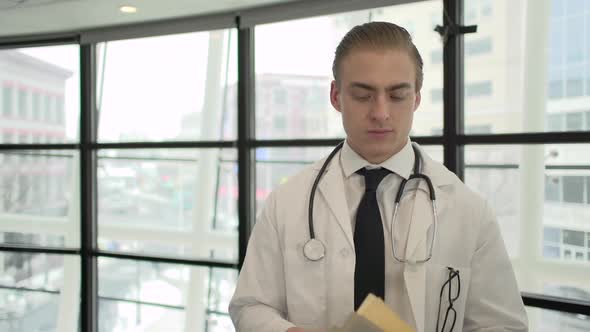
top-left (303, 141), bottom-right (439, 264)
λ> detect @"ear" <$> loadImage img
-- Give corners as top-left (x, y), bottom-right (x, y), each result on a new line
top-left (413, 91), bottom-right (421, 112)
top-left (330, 80), bottom-right (342, 112)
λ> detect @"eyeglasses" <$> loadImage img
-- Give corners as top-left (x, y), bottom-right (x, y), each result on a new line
top-left (436, 267), bottom-right (461, 332)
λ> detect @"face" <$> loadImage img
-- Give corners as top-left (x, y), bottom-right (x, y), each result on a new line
top-left (330, 48), bottom-right (421, 164)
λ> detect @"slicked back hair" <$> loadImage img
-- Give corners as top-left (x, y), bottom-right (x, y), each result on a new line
top-left (332, 21), bottom-right (424, 91)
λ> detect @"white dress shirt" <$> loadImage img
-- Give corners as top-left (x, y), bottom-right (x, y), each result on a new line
top-left (339, 138), bottom-right (417, 330)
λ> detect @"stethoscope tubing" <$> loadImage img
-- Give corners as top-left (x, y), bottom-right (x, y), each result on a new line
top-left (305, 141), bottom-right (437, 263)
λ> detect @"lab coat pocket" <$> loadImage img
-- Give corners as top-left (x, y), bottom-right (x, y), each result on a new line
top-left (425, 263), bottom-right (471, 332)
top-left (284, 242), bottom-right (327, 327)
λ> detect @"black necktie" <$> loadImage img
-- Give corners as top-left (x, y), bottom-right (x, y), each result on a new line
top-left (354, 167), bottom-right (390, 310)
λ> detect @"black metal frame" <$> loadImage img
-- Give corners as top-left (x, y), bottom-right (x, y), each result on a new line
top-left (80, 43), bottom-right (98, 332)
top-left (523, 292), bottom-right (590, 316)
top-left (237, 21), bottom-right (256, 269)
top-left (0, 1), bottom-right (589, 330)
top-left (442, 0), bottom-right (465, 180)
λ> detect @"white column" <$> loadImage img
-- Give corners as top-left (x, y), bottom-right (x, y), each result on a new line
top-left (56, 153), bottom-right (81, 332)
top-left (519, 0), bottom-right (551, 330)
top-left (184, 30), bottom-right (227, 332)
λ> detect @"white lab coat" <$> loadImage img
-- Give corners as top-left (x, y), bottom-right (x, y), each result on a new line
top-left (229, 144), bottom-right (528, 332)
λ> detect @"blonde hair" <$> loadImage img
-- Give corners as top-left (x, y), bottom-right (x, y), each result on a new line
top-left (332, 21), bottom-right (424, 91)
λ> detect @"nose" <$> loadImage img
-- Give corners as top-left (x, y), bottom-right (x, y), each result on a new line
top-left (369, 94), bottom-right (390, 121)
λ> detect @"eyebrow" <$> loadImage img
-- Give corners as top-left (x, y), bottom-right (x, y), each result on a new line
top-left (349, 82), bottom-right (412, 92)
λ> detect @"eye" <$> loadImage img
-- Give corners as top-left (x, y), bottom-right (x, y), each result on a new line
top-left (353, 94), bottom-right (371, 101)
top-left (390, 94), bottom-right (406, 101)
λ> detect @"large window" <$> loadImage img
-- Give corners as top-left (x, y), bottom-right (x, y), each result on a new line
top-left (255, 0), bottom-right (443, 139)
top-left (96, 30), bottom-right (237, 142)
top-left (98, 258), bottom-right (236, 332)
top-left (97, 148), bottom-right (238, 261)
top-left (464, 0), bottom-right (590, 135)
top-left (94, 29), bottom-right (238, 331)
top-left (1, 0), bottom-right (589, 331)
top-left (464, 144), bottom-right (590, 330)
top-left (1, 28), bottom-right (238, 331)
top-left (462, 1), bottom-right (590, 329)
top-left (0, 45), bottom-right (80, 143)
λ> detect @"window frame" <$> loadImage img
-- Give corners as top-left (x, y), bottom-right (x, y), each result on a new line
top-left (1, 1), bottom-right (589, 331)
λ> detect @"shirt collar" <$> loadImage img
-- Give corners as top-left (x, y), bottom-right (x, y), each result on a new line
top-left (340, 138), bottom-right (414, 180)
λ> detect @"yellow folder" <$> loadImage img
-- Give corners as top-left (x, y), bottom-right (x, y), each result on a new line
top-left (356, 294), bottom-right (415, 332)
top-left (329, 294), bottom-right (415, 332)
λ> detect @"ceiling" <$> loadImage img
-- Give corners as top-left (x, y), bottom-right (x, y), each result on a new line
top-left (0, 0), bottom-right (299, 38)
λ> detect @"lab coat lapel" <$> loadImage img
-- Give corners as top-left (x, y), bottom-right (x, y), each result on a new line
top-left (404, 146), bottom-right (453, 258)
top-left (403, 146), bottom-right (452, 332)
top-left (316, 156), bottom-right (355, 250)
top-left (404, 182), bottom-right (438, 259)
top-left (402, 186), bottom-right (431, 332)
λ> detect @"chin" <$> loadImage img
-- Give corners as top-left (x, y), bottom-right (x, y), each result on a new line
top-left (362, 144), bottom-right (395, 161)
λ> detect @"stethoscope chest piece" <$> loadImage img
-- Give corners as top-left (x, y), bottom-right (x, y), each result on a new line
top-left (303, 238), bottom-right (325, 261)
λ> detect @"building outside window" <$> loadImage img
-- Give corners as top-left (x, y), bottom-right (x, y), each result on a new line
top-left (1, 1), bottom-right (590, 331)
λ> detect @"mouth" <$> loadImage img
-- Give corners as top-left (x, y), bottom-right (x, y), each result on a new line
top-left (367, 129), bottom-right (393, 138)
top-left (368, 129), bottom-right (392, 134)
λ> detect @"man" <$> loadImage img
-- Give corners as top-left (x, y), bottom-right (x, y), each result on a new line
top-left (229, 22), bottom-right (528, 332)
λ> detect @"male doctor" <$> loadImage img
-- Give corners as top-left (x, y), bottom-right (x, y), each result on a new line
top-left (229, 22), bottom-right (528, 332)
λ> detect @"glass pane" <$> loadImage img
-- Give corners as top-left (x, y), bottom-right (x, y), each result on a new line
top-left (97, 29), bottom-right (237, 142)
top-left (465, 37), bottom-right (492, 56)
top-left (465, 81), bottom-right (492, 97)
top-left (421, 145), bottom-right (443, 164)
top-left (0, 150), bottom-right (79, 248)
top-left (545, 175), bottom-right (560, 201)
top-left (256, 147), bottom-right (333, 210)
top-left (543, 245), bottom-right (560, 259)
top-left (0, 45), bottom-right (80, 142)
top-left (255, 0), bottom-right (443, 139)
top-left (18, 89), bottom-right (28, 119)
top-left (0, 253), bottom-right (79, 332)
top-left (430, 88), bottom-right (443, 104)
top-left (562, 176), bottom-right (584, 204)
top-left (566, 65), bottom-right (584, 97)
top-left (464, 144), bottom-right (590, 303)
top-left (549, 22), bottom-right (563, 68)
top-left (547, 113), bottom-right (563, 131)
top-left (552, 0), bottom-right (564, 18)
top-left (97, 149), bottom-right (238, 261)
top-left (98, 257), bottom-right (236, 332)
top-left (563, 230), bottom-right (585, 247)
top-left (464, 0), bottom-right (590, 134)
top-left (464, 146), bottom-right (521, 258)
top-left (543, 227), bottom-right (561, 244)
top-left (527, 306), bottom-right (590, 332)
top-left (565, 17), bottom-right (584, 63)
top-left (565, 112), bottom-right (583, 130)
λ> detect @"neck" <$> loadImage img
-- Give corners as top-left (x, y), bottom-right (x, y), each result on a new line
top-left (349, 138), bottom-right (408, 164)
